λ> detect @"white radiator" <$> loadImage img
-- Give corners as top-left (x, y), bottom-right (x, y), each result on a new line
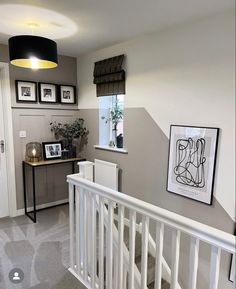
top-left (94, 159), bottom-right (118, 190)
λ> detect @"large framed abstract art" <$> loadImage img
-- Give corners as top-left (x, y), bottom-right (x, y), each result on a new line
top-left (167, 125), bottom-right (219, 205)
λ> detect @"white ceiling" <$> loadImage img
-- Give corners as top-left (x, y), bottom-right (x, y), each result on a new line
top-left (0, 0), bottom-right (234, 57)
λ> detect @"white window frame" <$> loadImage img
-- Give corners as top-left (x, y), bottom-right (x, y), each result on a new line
top-left (96, 94), bottom-right (127, 154)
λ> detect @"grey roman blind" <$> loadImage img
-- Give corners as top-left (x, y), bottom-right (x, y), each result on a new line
top-left (93, 54), bottom-right (125, 97)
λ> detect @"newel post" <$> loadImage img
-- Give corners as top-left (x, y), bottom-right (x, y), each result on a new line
top-left (77, 161), bottom-right (94, 181)
top-left (77, 161), bottom-right (94, 273)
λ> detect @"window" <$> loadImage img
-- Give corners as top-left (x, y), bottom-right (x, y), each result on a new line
top-left (99, 95), bottom-right (124, 148)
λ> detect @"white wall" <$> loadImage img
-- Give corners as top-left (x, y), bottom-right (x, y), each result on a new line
top-left (77, 10), bottom-right (235, 220)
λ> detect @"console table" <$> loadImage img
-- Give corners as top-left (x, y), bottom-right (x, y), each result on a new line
top-left (23, 157), bottom-right (85, 223)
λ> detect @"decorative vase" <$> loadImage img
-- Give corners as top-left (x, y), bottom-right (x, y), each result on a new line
top-left (67, 143), bottom-right (76, 158)
top-left (62, 139), bottom-right (76, 158)
top-left (112, 129), bottom-right (117, 147)
top-left (116, 134), bottom-right (123, 148)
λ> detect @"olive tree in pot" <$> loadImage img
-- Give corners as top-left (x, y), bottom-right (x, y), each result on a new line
top-left (101, 99), bottom-right (123, 147)
top-left (50, 118), bottom-right (89, 158)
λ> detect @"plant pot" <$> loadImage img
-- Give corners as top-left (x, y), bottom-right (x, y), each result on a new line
top-left (62, 139), bottom-right (76, 158)
top-left (67, 144), bottom-right (76, 158)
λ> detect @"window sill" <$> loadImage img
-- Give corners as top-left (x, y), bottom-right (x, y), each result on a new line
top-left (94, 145), bottom-right (128, 154)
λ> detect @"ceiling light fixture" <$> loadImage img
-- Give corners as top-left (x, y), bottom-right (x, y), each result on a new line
top-left (8, 34), bottom-right (58, 69)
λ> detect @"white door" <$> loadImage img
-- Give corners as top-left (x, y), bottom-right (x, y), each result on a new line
top-left (0, 78), bottom-right (9, 217)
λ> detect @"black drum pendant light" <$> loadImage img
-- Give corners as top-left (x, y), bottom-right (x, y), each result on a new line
top-left (8, 35), bottom-right (58, 69)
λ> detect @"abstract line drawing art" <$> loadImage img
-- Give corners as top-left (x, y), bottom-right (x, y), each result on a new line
top-left (167, 125), bottom-right (219, 205)
top-left (174, 138), bottom-right (206, 188)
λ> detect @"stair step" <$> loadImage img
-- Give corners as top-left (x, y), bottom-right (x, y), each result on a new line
top-left (136, 254), bottom-right (156, 286)
top-left (148, 280), bottom-right (170, 289)
top-left (114, 217), bottom-right (170, 289)
top-left (124, 227), bottom-right (142, 259)
top-left (114, 219), bottom-right (142, 259)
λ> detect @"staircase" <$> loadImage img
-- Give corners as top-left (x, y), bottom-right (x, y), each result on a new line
top-left (120, 222), bottom-right (170, 289)
top-left (67, 162), bottom-right (235, 289)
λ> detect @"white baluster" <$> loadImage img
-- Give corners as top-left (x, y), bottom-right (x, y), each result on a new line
top-left (123, 267), bottom-right (127, 289)
top-left (114, 249), bottom-right (118, 289)
top-left (154, 222), bottom-right (164, 289)
top-left (118, 204), bottom-right (124, 289)
top-left (91, 193), bottom-right (96, 288)
top-left (83, 191), bottom-right (88, 280)
top-left (141, 216), bottom-right (149, 289)
top-left (129, 210), bottom-right (136, 289)
top-left (75, 186), bottom-right (81, 275)
top-left (69, 183), bottom-right (75, 270)
top-left (209, 246), bottom-right (221, 289)
top-left (79, 190), bottom-right (84, 271)
top-left (107, 200), bottom-right (114, 289)
top-left (170, 229), bottom-right (181, 289)
top-left (188, 237), bottom-right (199, 289)
top-left (99, 197), bottom-right (105, 289)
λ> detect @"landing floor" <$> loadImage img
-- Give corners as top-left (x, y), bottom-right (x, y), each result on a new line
top-left (0, 205), bottom-right (85, 289)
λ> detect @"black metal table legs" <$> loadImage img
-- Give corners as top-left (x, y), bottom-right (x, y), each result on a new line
top-left (23, 160), bottom-right (79, 223)
top-left (23, 162), bottom-right (37, 222)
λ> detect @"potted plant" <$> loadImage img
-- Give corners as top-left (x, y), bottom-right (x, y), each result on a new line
top-left (101, 98), bottom-right (123, 147)
top-left (50, 118), bottom-right (89, 158)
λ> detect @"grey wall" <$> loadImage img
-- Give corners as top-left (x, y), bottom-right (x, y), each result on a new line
top-left (9, 55), bottom-right (78, 110)
top-left (13, 109), bottom-right (80, 209)
top-left (0, 43), bottom-right (78, 110)
top-left (78, 107), bottom-right (235, 289)
top-left (0, 43), bottom-right (80, 210)
top-left (79, 108), bottom-right (234, 232)
top-left (0, 43), bottom-right (8, 62)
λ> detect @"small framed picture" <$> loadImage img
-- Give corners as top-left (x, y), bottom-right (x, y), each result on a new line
top-left (15, 80), bottom-right (37, 103)
top-left (167, 125), bottom-right (219, 205)
top-left (59, 85), bottom-right (76, 104)
top-left (38, 83), bottom-right (58, 103)
top-left (229, 251), bottom-right (235, 282)
top-left (42, 141), bottom-right (62, 160)
top-left (229, 229), bottom-right (236, 282)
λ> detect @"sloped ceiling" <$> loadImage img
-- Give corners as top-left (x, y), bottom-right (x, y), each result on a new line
top-left (0, 0), bottom-right (234, 56)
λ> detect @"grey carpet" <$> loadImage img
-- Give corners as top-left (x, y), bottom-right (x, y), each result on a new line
top-left (0, 206), bottom-right (169, 289)
top-left (51, 271), bottom-right (86, 289)
top-left (0, 205), bottom-right (83, 289)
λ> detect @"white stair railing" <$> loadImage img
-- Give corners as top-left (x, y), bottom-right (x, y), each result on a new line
top-left (119, 218), bottom-right (180, 288)
top-left (68, 174), bottom-right (143, 289)
top-left (67, 173), bottom-right (235, 289)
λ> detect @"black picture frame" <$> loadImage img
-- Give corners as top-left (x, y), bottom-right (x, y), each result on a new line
top-left (15, 80), bottom-right (37, 103)
top-left (229, 228), bottom-right (236, 282)
top-left (38, 82), bottom-right (58, 104)
top-left (166, 125), bottom-right (219, 205)
top-left (59, 85), bottom-right (77, 104)
top-left (42, 141), bottom-right (62, 160)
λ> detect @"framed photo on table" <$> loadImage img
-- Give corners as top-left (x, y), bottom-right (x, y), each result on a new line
top-left (59, 85), bottom-right (76, 104)
top-left (38, 83), bottom-right (58, 103)
top-left (15, 80), bottom-right (37, 103)
top-left (167, 125), bottom-right (219, 205)
top-left (42, 141), bottom-right (62, 160)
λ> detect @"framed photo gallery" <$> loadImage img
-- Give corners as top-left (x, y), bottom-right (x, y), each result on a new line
top-left (15, 80), bottom-right (77, 104)
top-left (167, 125), bottom-right (219, 205)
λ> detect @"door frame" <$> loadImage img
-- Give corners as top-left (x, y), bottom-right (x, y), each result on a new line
top-left (0, 62), bottom-right (17, 217)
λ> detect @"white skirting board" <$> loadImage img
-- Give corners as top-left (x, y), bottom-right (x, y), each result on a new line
top-left (14, 199), bottom-right (69, 217)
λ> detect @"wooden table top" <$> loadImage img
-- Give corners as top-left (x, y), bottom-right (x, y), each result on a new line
top-left (23, 157), bottom-right (86, 167)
